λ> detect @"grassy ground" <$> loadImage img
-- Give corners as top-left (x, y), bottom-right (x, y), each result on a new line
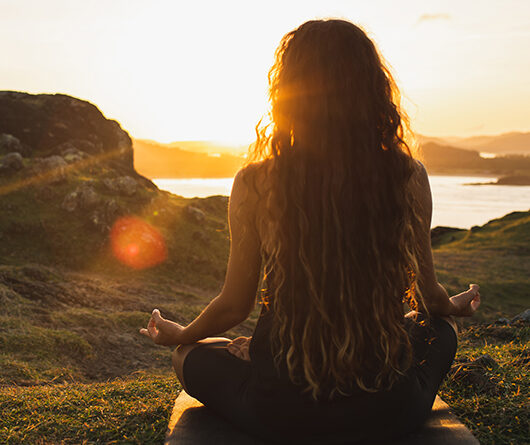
top-left (433, 211), bottom-right (530, 323)
top-left (0, 372), bottom-right (180, 444)
top-left (1, 322), bottom-right (526, 445)
top-left (440, 322), bottom-right (529, 445)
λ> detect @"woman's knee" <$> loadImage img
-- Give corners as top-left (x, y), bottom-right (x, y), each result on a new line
top-left (171, 337), bottom-right (232, 389)
top-left (172, 344), bottom-right (195, 379)
top-left (439, 315), bottom-right (458, 336)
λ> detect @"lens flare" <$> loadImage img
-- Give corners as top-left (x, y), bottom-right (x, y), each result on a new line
top-left (110, 217), bottom-right (167, 269)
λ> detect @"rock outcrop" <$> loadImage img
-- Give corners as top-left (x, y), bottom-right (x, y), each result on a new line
top-left (0, 91), bottom-right (162, 235)
top-left (0, 91), bottom-right (137, 175)
top-left (0, 91), bottom-right (229, 279)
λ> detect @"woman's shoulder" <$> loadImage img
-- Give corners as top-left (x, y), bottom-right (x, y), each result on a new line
top-left (233, 159), bottom-right (273, 195)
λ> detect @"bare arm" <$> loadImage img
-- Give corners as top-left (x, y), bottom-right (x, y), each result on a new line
top-left (140, 167), bottom-right (262, 345)
top-left (411, 161), bottom-right (480, 317)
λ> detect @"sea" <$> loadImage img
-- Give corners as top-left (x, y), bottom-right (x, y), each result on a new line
top-left (153, 176), bottom-right (530, 229)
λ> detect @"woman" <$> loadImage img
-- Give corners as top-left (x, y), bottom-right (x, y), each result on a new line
top-left (140, 19), bottom-right (480, 444)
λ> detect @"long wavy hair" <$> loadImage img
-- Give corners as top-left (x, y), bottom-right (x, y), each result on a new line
top-left (245, 19), bottom-right (425, 400)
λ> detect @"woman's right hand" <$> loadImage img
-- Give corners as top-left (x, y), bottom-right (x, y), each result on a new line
top-left (449, 284), bottom-right (481, 317)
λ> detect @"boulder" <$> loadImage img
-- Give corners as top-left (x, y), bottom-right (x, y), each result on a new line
top-left (0, 91), bottom-right (134, 174)
top-left (33, 155), bottom-right (68, 183)
top-left (103, 176), bottom-right (138, 196)
top-left (57, 139), bottom-right (98, 155)
top-left (90, 199), bottom-right (126, 233)
top-left (0, 133), bottom-right (23, 154)
top-left (58, 143), bottom-right (91, 164)
top-left (0, 152), bottom-right (24, 172)
top-left (61, 184), bottom-right (101, 212)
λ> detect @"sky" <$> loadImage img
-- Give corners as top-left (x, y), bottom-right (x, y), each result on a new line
top-left (1, 0), bottom-right (530, 145)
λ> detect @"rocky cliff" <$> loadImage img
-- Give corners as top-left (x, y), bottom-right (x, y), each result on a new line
top-left (0, 92), bottom-right (229, 284)
top-left (0, 92), bottom-right (137, 174)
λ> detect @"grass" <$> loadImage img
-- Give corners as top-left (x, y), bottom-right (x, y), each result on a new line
top-left (0, 372), bottom-right (180, 445)
top-left (439, 322), bottom-right (529, 445)
top-left (0, 323), bottom-right (526, 444)
top-left (0, 163), bottom-right (231, 289)
top-left (433, 211), bottom-right (530, 323)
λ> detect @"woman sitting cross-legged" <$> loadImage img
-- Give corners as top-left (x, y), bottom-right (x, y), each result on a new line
top-left (140, 19), bottom-right (480, 444)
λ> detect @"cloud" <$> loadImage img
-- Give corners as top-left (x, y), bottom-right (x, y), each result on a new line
top-left (417, 13), bottom-right (451, 24)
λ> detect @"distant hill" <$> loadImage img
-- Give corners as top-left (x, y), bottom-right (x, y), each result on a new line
top-left (419, 141), bottom-right (530, 176)
top-left (164, 140), bottom-right (248, 155)
top-left (419, 132), bottom-right (530, 155)
top-left (133, 139), bottom-right (245, 178)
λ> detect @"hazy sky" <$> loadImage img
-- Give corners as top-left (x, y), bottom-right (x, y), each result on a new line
top-left (1, 0), bottom-right (529, 144)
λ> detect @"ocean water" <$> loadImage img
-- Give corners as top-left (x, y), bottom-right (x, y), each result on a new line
top-left (153, 176), bottom-right (530, 229)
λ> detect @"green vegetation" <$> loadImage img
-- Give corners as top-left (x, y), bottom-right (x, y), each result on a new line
top-left (433, 211), bottom-right (530, 322)
top-left (0, 155), bottom-right (231, 288)
top-left (0, 372), bottom-right (179, 444)
top-left (440, 322), bottom-right (529, 445)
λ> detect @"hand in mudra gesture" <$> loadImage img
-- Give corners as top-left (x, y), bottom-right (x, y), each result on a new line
top-left (139, 309), bottom-right (184, 346)
top-left (227, 336), bottom-right (251, 361)
top-left (449, 284), bottom-right (481, 317)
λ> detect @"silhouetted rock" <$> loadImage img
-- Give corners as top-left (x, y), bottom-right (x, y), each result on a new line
top-left (0, 152), bottom-right (24, 173)
top-left (0, 91), bottom-right (136, 175)
top-left (495, 175), bottom-right (530, 186)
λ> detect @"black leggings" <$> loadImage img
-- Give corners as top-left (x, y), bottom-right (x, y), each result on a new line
top-left (182, 314), bottom-right (457, 444)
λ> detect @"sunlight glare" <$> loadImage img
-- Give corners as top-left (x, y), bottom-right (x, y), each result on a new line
top-left (110, 217), bottom-right (167, 270)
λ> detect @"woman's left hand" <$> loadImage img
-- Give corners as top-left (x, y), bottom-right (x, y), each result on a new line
top-left (139, 309), bottom-right (184, 346)
top-left (227, 336), bottom-right (251, 361)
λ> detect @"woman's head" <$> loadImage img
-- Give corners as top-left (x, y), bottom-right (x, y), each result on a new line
top-left (246, 19), bottom-right (424, 400)
top-left (252, 19), bottom-right (409, 161)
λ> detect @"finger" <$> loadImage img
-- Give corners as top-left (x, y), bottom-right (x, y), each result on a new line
top-left (469, 284), bottom-right (480, 292)
top-left (148, 316), bottom-right (156, 328)
top-left (231, 337), bottom-right (246, 346)
top-left (139, 328), bottom-right (150, 337)
top-left (227, 343), bottom-right (241, 353)
top-left (241, 344), bottom-right (250, 358)
top-left (147, 322), bottom-right (158, 339)
top-left (233, 349), bottom-right (244, 360)
top-left (152, 309), bottom-right (163, 323)
top-left (471, 293), bottom-right (481, 311)
top-left (227, 345), bottom-right (241, 358)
